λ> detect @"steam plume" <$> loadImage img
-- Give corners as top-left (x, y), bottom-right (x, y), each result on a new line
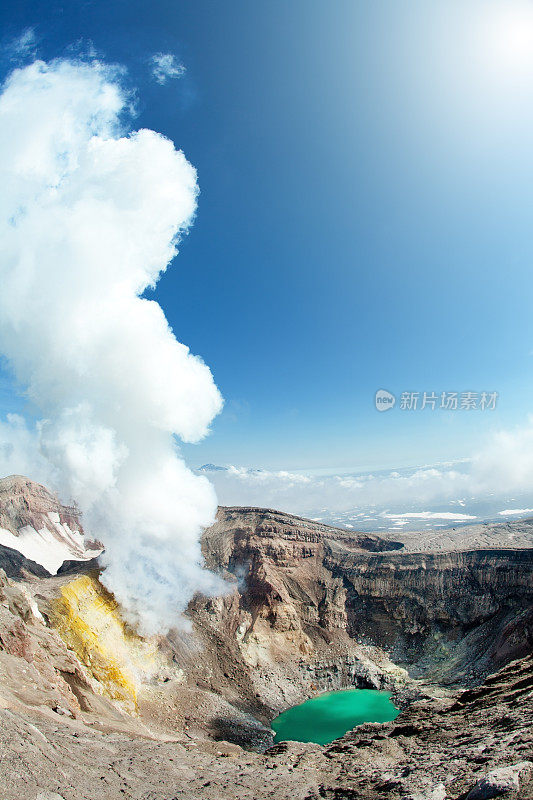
top-left (0, 59), bottom-right (225, 634)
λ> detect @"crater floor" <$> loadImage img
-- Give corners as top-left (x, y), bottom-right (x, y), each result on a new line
top-left (0, 477), bottom-right (531, 799)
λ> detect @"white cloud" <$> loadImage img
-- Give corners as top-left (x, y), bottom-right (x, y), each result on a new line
top-left (0, 59), bottom-right (224, 635)
top-left (150, 53), bottom-right (186, 85)
top-left (227, 465), bottom-right (312, 485)
top-left (202, 441), bottom-right (533, 525)
top-left (8, 28), bottom-right (38, 59)
top-left (470, 420), bottom-right (533, 493)
top-left (205, 462), bottom-right (471, 517)
top-left (0, 415), bottom-right (48, 481)
top-left (498, 508), bottom-right (533, 516)
top-left (201, 414), bottom-right (533, 525)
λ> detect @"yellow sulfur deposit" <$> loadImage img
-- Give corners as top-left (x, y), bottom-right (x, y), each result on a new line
top-left (52, 575), bottom-right (157, 709)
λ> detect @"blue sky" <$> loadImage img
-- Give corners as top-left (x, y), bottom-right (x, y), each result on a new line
top-left (2, 0), bottom-right (533, 474)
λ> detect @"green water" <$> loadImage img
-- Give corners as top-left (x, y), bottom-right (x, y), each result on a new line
top-left (271, 688), bottom-right (400, 746)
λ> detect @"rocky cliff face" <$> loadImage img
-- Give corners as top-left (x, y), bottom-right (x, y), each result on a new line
top-left (329, 547), bottom-right (533, 682)
top-left (1, 486), bottom-right (531, 729)
top-left (194, 506), bottom-right (533, 699)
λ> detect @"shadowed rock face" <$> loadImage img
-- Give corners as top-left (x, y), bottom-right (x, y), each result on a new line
top-left (333, 548), bottom-right (533, 682)
top-left (0, 542), bottom-right (50, 578)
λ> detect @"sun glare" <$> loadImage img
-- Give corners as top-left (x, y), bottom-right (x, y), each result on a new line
top-left (482, 2), bottom-right (533, 74)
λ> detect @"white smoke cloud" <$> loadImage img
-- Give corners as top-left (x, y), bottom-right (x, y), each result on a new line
top-left (0, 58), bottom-right (225, 634)
top-left (150, 53), bottom-right (185, 85)
top-left (0, 415), bottom-right (49, 481)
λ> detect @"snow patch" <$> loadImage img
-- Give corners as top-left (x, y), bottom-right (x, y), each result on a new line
top-left (0, 521), bottom-right (102, 575)
top-left (383, 511), bottom-right (477, 522)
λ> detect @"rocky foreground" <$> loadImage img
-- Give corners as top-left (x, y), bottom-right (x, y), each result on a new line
top-left (0, 476), bottom-right (531, 799)
top-left (0, 649), bottom-right (531, 800)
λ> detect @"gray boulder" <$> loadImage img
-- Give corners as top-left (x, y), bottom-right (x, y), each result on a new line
top-left (466, 761), bottom-right (533, 800)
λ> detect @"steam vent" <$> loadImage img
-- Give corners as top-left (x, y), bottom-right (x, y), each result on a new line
top-left (52, 576), bottom-right (157, 709)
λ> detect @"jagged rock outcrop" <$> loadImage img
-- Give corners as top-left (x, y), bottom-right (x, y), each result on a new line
top-left (0, 567), bottom-right (118, 722)
top-left (1, 485), bottom-right (530, 734)
top-left (179, 508), bottom-right (414, 725)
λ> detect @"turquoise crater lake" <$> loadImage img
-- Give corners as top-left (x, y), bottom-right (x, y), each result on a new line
top-left (271, 688), bottom-right (400, 746)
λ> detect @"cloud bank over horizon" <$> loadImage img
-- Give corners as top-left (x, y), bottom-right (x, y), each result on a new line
top-left (200, 421), bottom-right (533, 527)
top-left (0, 57), bottom-right (224, 634)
